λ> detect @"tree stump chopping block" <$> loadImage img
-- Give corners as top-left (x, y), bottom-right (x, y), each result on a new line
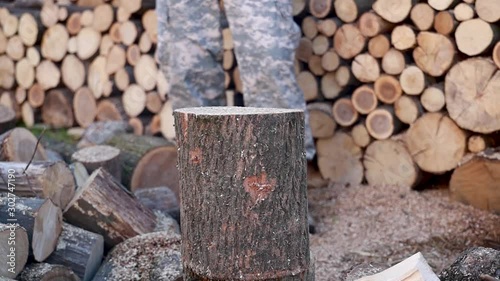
top-left (174, 107), bottom-right (313, 281)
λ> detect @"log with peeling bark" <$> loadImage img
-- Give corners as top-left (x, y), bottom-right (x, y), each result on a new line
top-left (41, 89), bottom-right (74, 129)
top-left (174, 107), bottom-right (313, 280)
top-left (71, 144), bottom-right (121, 181)
top-left (317, 132), bottom-right (363, 186)
top-left (352, 85), bottom-right (377, 115)
top-left (445, 58), bottom-right (500, 134)
top-left (366, 106), bottom-right (402, 140)
top-left (0, 161), bottom-right (75, 209)
top-left (64, 167), bottom-right (156, 249)
top-left (306, 102), bottom-right (336, 139)
top-left (45, 222), bottom-right (104, 281)
top-left (18, 263), bottom-right (80, 281)
top-left (405, 112), bottom-right (467, 174)
top-left (0, 127), bottom-right (47, 161)
top-left (0, 223), bottom-right (29, 279)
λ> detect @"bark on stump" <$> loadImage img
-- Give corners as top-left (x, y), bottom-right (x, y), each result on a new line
top-left (439, 247), bottom-right (500, 281)
top-left (174, 107), bottom-right (313, 281)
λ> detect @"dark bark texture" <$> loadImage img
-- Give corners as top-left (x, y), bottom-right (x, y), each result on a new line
top-left (174, 107), bottom-right (312, 281)
top-left (439, 247), bottom-right (500, 281)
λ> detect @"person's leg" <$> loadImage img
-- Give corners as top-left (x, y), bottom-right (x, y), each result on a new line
top-left (157, 0), bottom-right (226, 109)
top-left (223, 0), bottom-right (316, 160)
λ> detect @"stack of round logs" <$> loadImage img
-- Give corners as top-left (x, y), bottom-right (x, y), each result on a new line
top-left (292, 0), bottom-right (500, 213)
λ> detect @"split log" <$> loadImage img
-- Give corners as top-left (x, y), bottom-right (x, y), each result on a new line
top-left (317, 132), bottom-right (363, 185)
top-left (77, 27), bottom-right (101, 60)
top-left (0, 223), bottom-right (29, 279)
top-left (297, 71), bottom-right (318, 101)
top-left (400, 65), bottom-right (427, 95)
top-left (368, 34), bottom-right (390, 58)
top-left (366, 106), bottom-right (401, 140)
top-left (106, 45), bottom-right (126, 75)
top-left (15, 59), bottom-right (35, 90)
top-left (358, 11), bottom-right (393, 37)
top-left (134, 186), bottom-right (180, 222)
top-left (333, 98), bottom-right (359, 127)
top-left (334, 0), bottom-right (371, 23)
top-left (88, 56), bottom-right (108, 99)
top-left (381, 48), bottom-right (406, 75)
top-left (123, 84), bottom-right (146, 117)
top-left (405, 112), bottom-right (467, 173)
top-left (420, 84), bottom-right (445, 112)
top-left (18, 263), bottom-right (79, 281)
top-left (309, 0), bottom-right (333, 18)
top-left (434, 11), bottom-right (457, 36)
top-left (445, 58), bottom-right (500, 133)
top-left (455, 19), bottom-right (499, 56)
top-left (41, 24), bottom-right (68, 62)
top-left (134, 55), bottom-right (157, 91)
top-left (41, 89), bottom-right (74, 129)
top-left (372, 0), bottom-right (415, 23)
top-left (394, 95), bottom-right (422, 124)
top-left (45, 222), bottom-right (104, 281)
top-left (410, 3), bottom-right (435, 31)
top-left (391, 25), bottom-right (416, 51)
top-left (374, 75), bottom-right (402, 104)
top-left (476, 0), bottom-right (500, 23)
top-left (334, 24), bottom-right (366, 59)
top-left (174, 107), bottom-right (313, 280)
top-left (321, 50), bottom-right (340, 72)
top-left (306, 102), bottom-right (336, 138)
top-left (351, 122), bottom-right (372, 148)
top-left (352, 85), bottom-right (377, 114)
top-left (413, 32), bottom-right (455, 77)
top-left (73, 87), bottom-right (97, 128)
top-left (316, 18), bottom-right (339, 37)
top-left (321, 72), bottom-right (343, 99)
top-left (364, 139), bottom-right (421, 188)
top-left (0, 105), bottom-right (16, 133)
top-left (64, 167), bottom-right (157, 249)
top-left (61, 54), bottom-right (85, 91)
top-left (454, 3), bottom-right (475, 21)
top-left (0, 127), bottom-right (47, 161)
top-left (354, 252), bottom-right (439, 281)
top-left (428, 0), bottom-right (459, 11)
top-left (96, 97), bottom-right (127, 121)
top-left (352, 53), bottom-right (380, 83)
top-left (0, 55), bottom-right (14, 89)
top-left (71, 145), bottom-right (121, 181)
top-left (439, 247), bottom-right (500, 280)
top-left (35, 60), bottom-right (60, 91)
top-left (92, 232), bottom-right (182, 281)
top-left (0, 161), bottom-right (75, 209)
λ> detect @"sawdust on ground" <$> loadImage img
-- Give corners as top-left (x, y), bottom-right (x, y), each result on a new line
top-left (307, 183), bottom-right (500, 281)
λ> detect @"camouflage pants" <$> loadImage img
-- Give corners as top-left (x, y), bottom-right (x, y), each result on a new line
top-left (157, 0), bottom-right (316, 160)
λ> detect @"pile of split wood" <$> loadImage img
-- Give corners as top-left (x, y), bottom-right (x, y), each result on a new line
top-left (0, 126), bottom-right (182, 280)
top-left (292, 0), bottom-right (500, 213)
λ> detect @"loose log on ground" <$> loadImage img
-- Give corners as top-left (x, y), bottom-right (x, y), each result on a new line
top-left (321, 72), bottom-right (343, 99)
top-left (410, 3), bottom-right (435, 31)
top-left (352, 85), bottom-right (377, 114)
top-left (18, 263), bottom-right (79, 281)
top-left (334, 0), bottom-right (371, 23)
top-left (352, 53), bottom-right (380, 83)
top-left (358, 11), bottom-right (393, 37)
top-left (476, 0), bottom-right (500, 23)
top-left (0, 223), bottom-right (28, 278)
top-left (394, 95), bottom-right (422, 124)
top-left (405, 112), bottom-right (467, 173)
top-left (174, 107), bottom-right (312, 280)
top-left (93, 231), bottom-right (182, 281)
top-left (317, 132), bottom-right (363, 185)
top-left (41, 89), bottom-right (74, 129)
top-left (71, 145), bottom-right (121, 181)
top-left (372, 0), bottom-right (415, 23)
top-left (400, 65), bottom-right (427, 95)
top-left (0, 127), bottom-right (47, 161)
top-left (64, 167), bottom-right (156, 249)
top-left (381, 48), bottom-right (406, 75)
top-left (73, 87), bottom-right (97, 128)
top-left (434, 11), bottom-right (457, 36)
top-left (439, 247), bottom-right (500, 280)
top-left (420, 84), bottom-right (445, 112)
top-left (368, 34), bottom-right (390, 58)
top-left (334, 24), bottom-right (366, 60)
top-left (351, 122), bottom-right (372, 148)
top-left (445, 58), bottom-right (500, 133)
top-left (333, 98), bottom-right (359, 127)
top-left (374, 75), bottom-right (402, 104)
top-left (0, 104), bottom-right (16, 133)
top-left (307, 102), bottom-right (336, 139)
top-left (413, 32), bottom-right (455, 77)
top-left (455, 19), bottom-right (499, 56)
top-left (366, 106), bottom-right (401, 140)
top-left (45, 222), bottom-right (104, 281)
top-left (0, 161), bottom-right (75, 208)
top-left (61, 54), bottom-right (85, 91)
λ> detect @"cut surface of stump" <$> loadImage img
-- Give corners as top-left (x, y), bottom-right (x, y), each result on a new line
top-left (364, 140), bottom-right (421, 189)
top-left (405, 112), bottom-right (467, 174)
top-left (71, 144), bottom-right (121, 181)
top-left (445, 58), bottom-right (500, 133)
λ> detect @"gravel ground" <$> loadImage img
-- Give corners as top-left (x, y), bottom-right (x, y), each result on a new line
top-left (307, 183), bottom-right (500, 280)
